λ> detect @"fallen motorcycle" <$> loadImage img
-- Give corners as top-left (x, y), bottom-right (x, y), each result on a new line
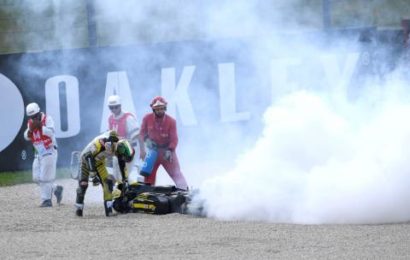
top-left (112, 182), bottom-right (204, 216)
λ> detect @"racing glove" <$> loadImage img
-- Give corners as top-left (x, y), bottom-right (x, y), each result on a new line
top-left (163, 149), bottom-right (172, 162)
top-left (107, 130), bottom-right (119, 143)
top-left (112, 188), bottom-right (122, 199)
top-left (92, 176), bottom-right (100, 186)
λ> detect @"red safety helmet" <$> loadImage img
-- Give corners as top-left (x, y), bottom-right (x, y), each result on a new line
top-left (150, 96), bottom-right (167, 108)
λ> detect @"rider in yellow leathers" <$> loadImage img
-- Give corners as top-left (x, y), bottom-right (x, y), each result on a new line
top-left (75, 130), bottom-right (135, 217)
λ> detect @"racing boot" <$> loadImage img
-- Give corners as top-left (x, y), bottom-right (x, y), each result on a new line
top-left (75, 203), bottom-right (84, 217)
top-left (54, 185), bottom-right (63, 206)
top-left (40, 199), bottom-right (52, 207)
top-left (75, 182), bottom-right (87, 217)
top-left (104, 200), bottom-right (113, 217)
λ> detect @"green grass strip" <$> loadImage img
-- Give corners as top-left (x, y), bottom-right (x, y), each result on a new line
top-left (0, 168), bottom-right (71, 186)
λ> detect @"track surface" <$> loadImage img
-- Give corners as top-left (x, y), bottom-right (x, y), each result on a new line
top-left (1, 179), bottom-right (410, 259)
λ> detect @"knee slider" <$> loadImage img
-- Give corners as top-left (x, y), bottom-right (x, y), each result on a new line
top-left (77, 181), bottom-right (88, 195)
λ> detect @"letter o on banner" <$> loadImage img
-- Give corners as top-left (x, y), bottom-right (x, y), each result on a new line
top-left (45, 75), bottom-right (80, 138)
top-left (0, 74), bottom-right (24, 152)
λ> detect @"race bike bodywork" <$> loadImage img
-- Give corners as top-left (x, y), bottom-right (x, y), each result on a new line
top-left (112, 183), bottom-right (194, 215)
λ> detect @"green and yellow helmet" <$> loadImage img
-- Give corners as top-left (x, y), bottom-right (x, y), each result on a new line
top-left (115, 139), bottom-right (135, 162)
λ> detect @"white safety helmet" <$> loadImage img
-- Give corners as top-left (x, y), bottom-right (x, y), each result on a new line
top-left (108, 95), bottom-right (121, 106)
top-left (26, 102), bottom-right (40, 117)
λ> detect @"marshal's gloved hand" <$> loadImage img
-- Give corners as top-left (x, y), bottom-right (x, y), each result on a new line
top-left (163, 149), bottom-right (172, 162)
top-left (31, 119), bottom-right (42, 130)
top-left (145, 138), bottom-right (157, 150)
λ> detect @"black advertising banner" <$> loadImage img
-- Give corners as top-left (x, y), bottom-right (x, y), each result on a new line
top-left (0, 39), bottom-right (267, 171)
top-left (0, 33), bottom-right (407, 171)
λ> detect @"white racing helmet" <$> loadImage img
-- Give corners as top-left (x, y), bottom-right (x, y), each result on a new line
top-left (26, 102), bottom-right (40, 117)
top-left (108, 95), bottom-right (121, 106)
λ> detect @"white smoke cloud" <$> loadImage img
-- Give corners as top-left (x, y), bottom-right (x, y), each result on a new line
top-left (197, 78), bottom-right (410, 224)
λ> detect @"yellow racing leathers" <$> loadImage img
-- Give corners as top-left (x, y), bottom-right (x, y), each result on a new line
top-left (75, 131), bottom-right (119, 217)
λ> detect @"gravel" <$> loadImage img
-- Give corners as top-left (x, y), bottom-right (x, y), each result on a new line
top-left (1, 179), bottom-right (410, 259)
